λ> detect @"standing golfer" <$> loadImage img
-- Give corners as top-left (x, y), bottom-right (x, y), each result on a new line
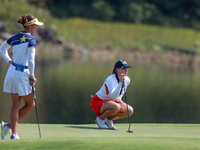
top-left (0, 15), bottom-right (43, 139)
top-left (90, 59), bottom-right (134, 129)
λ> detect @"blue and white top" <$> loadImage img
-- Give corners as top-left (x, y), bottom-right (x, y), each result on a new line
top-left (0, 31), bottom-right (36, 96)
top-left (0, 31), bottom-right (36, 76)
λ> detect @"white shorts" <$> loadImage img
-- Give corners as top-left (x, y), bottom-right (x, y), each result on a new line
top-left (3, 65), bottom-right (31, 96)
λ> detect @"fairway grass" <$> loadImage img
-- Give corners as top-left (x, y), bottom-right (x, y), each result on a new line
top-left (0, 124), bottom-right (199, 150)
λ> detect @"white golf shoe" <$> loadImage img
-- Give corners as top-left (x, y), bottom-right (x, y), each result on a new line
top-left (95, 117), bottom-right (108, 129)
top-left (105, 118), bottom-right (116, 130)
top-left (10, 134), bottom-right (20, 139)
top-left (1, 121), bottom-right (11, 139)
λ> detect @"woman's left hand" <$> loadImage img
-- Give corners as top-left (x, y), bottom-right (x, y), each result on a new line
top-left (29, 76), bottom-right (37, 86)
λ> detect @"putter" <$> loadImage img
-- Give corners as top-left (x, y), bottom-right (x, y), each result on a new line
top-left (123, 79), bottom-right (133, 133)
top-left (32, 86), bottom-right (41, 138)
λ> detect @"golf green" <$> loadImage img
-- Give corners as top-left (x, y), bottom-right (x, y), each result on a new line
top-left (0, 123), bottom-right (199, 150)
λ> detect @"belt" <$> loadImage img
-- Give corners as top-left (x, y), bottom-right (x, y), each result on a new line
top-left (12, 62), bottom-right (28, 69)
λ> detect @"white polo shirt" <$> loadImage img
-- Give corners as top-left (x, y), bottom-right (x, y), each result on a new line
top-left (96, 74), bottom-right (130, 101)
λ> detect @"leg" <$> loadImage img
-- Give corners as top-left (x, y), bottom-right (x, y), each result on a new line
top-left (108, 101), bottom-right (134, 120)
top-left (18, 93), bottom-right (35, 121)
top-left (9, 92), bottom-right (35, 135)
top-left (99, 101), bottom-right (121, 120)
top-left (10, 93), bottom-right (21, 135)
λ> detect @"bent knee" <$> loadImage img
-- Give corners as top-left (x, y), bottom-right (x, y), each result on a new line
top-left (32, 100), bottom-right (35, 108)
top-left (112, 103), bottom-right (121, 112)
top-left (129, 107), bottom-right (134, 116)
top-left (27, 100), bottom-right (35, 109)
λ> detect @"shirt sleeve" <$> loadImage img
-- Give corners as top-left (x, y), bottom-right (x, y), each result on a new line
top-left (28, 38), bottom-right (37, 48)
top-left (0, 41), bottom-right (12, 63)
top-left (28, 47), bottom-right (35, 77)
top-left (106, 76), bottom-right (131, 100)
top-left (106, 77), bottom-right (123, 100)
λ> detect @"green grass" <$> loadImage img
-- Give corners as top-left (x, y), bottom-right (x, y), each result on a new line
top-left (1, 1), bottom-right (200, 53)
top-left (52, 18), bottom-right (200, 52)
top-left (0, 0), bottom-right (51, 33)
top-left (0, 124), bottom-right (199, 150)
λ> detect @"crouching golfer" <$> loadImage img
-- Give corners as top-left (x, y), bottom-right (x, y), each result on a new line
top-left (90, 59), bottom-right (134, 129)
top-left (0, 15), bottom-right (43, 139)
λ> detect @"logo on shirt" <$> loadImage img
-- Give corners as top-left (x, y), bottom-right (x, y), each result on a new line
top-left (20, 35), bottom-right (27, 43)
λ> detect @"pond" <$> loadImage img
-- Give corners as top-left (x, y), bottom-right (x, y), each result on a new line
top-left (0, 59), bottom-right (200, 124)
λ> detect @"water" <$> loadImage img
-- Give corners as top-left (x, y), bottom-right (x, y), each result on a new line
top-left (0, 60), bottom-right (200, 124)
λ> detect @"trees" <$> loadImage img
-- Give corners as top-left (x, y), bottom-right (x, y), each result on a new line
top-left (43, 0), bottom-right (200, 28)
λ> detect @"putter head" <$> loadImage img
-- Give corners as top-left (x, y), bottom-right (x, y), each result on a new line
top-left (127, 130), bottom-right (133, 133)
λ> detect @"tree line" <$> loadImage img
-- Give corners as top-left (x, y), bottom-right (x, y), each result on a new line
top-left (38, 0), bottom-right (200, 29)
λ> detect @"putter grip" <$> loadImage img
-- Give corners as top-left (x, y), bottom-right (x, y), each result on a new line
top-left (123, 79), bottom-right (125, 88)
top-left (32, 86), bottom-right (36, 100)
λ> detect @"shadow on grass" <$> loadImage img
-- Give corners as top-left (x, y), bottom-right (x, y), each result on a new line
top-left (67, 126), bottom-right (119, 131)
top-left (67, 126), bottom-right (99, 130)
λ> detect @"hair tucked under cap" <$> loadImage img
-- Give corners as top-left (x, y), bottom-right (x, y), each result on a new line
top-left (17, 15), bottom-right (43, 27)
top-left (17, 15), bottom-right (35, 27)
top-left (112, 59), bottom-right (131, 74)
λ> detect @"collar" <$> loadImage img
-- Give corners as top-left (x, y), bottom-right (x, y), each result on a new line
top-left (20, 31), bottom-right (31, 35)
top-left (115, 73), bottom-right (124, 95)
top-left (115, 73), bottom-right (120, 83)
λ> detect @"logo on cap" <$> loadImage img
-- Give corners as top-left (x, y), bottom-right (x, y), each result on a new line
top-left (114, 59), bottom-right (131, 69)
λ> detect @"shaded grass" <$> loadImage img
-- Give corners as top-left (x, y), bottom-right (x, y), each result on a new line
top-left (52, 18), bottom-right (200, 52)
top-left (0, 124), bottom-right (199, 150)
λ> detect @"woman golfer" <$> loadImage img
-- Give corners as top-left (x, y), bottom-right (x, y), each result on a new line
top-left (90, 59), bottom-right (134, 129)
top-left (0, 15), bottom-right (43, 139)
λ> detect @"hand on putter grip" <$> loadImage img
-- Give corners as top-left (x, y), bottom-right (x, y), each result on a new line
top-left (30, 76), bottom-right (37, 86)
top-left (120, 74), bottom-right (126, 83)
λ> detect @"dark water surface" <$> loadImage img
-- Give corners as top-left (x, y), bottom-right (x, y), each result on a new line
top-left (1, 60), bottom-right (200, 124)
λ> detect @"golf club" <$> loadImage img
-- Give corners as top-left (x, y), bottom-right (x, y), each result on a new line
top-left (123, 79), bottom-right (133, 133)
top-left (32, 86), bottom-right (41, 138)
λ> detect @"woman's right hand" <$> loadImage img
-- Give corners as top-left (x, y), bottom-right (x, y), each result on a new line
top-left (29, 76), bottom-right (37, 86)
top-left (9, 60), bottom-right (13, 65)
top-left (119, 74), bottom-right (126, 83)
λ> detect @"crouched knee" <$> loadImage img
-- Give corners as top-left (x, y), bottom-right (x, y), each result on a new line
top-left (129, 106), bottom-right (134, 116)
top-left (31, 100), bottom-right (35, 108)
top-left (113, 103), bottom-right (121, 112)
